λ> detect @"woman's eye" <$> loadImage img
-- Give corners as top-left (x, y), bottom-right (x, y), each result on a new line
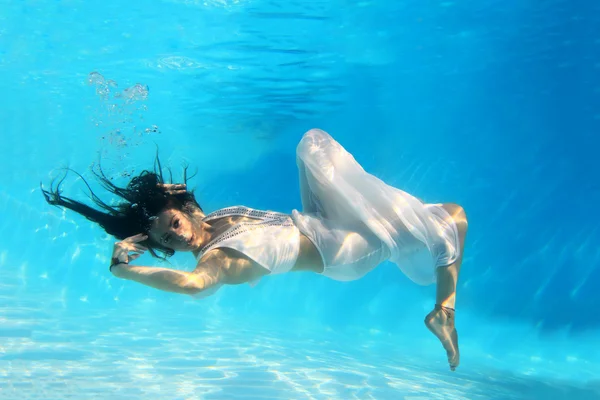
top-left (173, 219), bottom-right (180, 229)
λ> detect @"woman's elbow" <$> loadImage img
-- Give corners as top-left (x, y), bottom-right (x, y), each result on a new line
top-left (184, 282), bottom-right (221, 299)
top-left (181, 283), bottom-right (205, 296)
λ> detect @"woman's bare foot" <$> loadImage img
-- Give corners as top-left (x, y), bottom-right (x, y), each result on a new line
top-left (424, 304), bottom-right (460, 371)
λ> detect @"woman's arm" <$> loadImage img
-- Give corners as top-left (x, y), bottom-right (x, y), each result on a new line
top-left (110, 262), bottom-right (221, 295)
top-left (109, 233), bottom-right (223, 296)
top-left (108, 233), bottom-right (262, 295)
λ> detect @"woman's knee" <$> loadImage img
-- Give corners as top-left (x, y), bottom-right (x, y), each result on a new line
top-left (442, 203), bottom-right (467, 229)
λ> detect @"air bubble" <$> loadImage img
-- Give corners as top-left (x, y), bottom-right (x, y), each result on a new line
top-left (122, 83), bottom-right (149, 102)
top-left (87, 71), bottom-right (105, 86)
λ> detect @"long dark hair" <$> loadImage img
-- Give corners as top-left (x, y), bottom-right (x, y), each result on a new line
top-left (41, 155), bottom-right (201, 258)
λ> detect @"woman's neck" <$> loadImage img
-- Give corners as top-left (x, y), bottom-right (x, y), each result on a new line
top-left (190, 212), bottom-right (227, 256)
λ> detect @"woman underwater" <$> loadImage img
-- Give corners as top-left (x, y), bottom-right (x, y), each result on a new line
top-left (42, 128), bottom-right (468, 371)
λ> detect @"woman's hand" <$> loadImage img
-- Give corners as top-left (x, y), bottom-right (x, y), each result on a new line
top-left (158, 183), bottom-right (187, 195)
top-left (111, 233), bottom-right (148, 266)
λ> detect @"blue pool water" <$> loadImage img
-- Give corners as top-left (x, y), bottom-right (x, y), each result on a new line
top-left (1, 0), bottom-right (599, 399)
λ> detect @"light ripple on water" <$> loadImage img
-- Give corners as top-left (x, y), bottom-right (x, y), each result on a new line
top-left (0, 313), bottom-right (598, 399)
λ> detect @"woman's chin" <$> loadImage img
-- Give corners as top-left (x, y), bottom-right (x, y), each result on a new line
top-left (180, 245), bottom-right (196, 252)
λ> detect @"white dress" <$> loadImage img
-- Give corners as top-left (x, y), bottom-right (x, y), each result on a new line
top-left (291, 129), bottom-right (460, 285)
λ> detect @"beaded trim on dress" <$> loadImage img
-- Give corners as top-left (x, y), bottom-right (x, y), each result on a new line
top-left (197, 206), bottom-right (294, 257)
top-left (202, 206), bottom-right (290, 222)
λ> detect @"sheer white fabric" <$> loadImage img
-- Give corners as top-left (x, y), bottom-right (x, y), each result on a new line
top-left (196, 206), bottom-right (300, 276)
top-left (291, 129), bottom-right (459, 285)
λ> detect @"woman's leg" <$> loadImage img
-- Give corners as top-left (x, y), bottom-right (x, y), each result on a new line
top-left (424, 203), bottom-right (467, 371)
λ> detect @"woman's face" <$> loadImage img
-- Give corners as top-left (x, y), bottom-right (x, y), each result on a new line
top-left (148, 208), bottom-right (202, 252)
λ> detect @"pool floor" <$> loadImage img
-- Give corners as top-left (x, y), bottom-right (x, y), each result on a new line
top-left (1, 306), bottom-right (598, 400)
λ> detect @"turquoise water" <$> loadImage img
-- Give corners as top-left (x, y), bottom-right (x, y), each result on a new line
top-left (1, 0), bottom-right (599, 399)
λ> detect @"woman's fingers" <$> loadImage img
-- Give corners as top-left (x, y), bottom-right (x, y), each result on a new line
top-left (126, 233), bottom-right (148, 243)
top-left (158, 183), bottom-right (187, 195)
top-left (130, 243), bottom-right (147, 251)
top-left (124, 243), bottom-right (147, 253)
top-left (113, 234), bottom-right (148, 267)
top-left (114, 238), bottom-right (146, 257)
top-left (161, 183), bottom-right (186, 189)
